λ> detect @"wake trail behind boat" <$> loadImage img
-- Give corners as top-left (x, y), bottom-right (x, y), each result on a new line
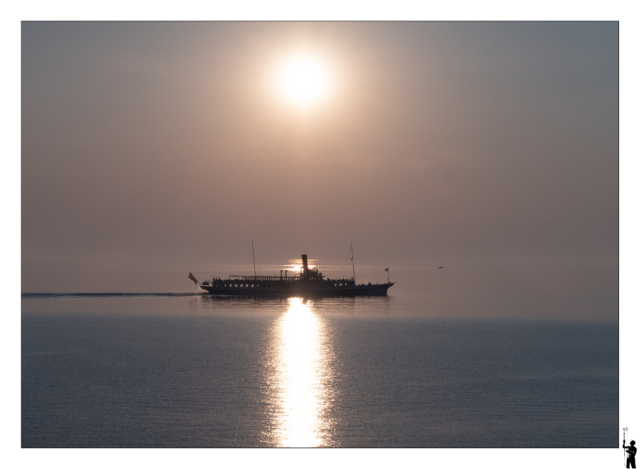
top-left (22, 293), bottom-right (205, 299)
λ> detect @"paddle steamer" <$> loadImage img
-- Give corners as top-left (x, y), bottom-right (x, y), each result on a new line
top-left (191, 254), bottom-right (394, 297)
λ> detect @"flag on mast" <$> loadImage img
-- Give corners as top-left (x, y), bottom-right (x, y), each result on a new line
top-left (188, 272), bottom-right (198, 285)
top-left (385, 268), bottom-right (389, 272)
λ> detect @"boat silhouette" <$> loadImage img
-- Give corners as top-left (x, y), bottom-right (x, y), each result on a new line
top-left (191, 254), bottom-right (394, 297)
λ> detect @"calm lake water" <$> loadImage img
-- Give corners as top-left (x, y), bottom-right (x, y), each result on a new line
top-left (21, 264), bottom-right (618, 448)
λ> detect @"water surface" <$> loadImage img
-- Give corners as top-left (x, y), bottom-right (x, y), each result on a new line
top-left (22, 287), bottom-right (618, 447)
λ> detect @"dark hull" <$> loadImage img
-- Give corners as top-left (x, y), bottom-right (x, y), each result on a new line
top-left (199, 282), bottom-right (394, 297)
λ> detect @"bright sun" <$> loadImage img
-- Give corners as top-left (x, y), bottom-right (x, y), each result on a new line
top-left (276, 55), bottom-right (331, 108)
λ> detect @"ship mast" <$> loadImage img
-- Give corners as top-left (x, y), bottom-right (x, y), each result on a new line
top-left (350, 242), bottom-right (356, 283)
top-left (252, 240), bottom-right (257, 280)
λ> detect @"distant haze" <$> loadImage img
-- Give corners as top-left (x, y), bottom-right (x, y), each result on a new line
top-left (22, 22), bottom-right (618, 311)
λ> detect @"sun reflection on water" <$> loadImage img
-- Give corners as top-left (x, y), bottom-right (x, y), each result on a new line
top-left (271, 297), bottom-right (333, 447)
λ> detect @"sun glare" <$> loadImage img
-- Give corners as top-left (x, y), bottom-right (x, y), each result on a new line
top-left (276, 55), bottom-right (331, 108)
top-left (285, 260), bottom-right (315, 274)
top-left (271, 298), bottom-right (332, 447)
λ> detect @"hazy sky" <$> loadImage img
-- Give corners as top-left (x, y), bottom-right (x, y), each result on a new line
top-left (22, 22), bottom-right (618, 271)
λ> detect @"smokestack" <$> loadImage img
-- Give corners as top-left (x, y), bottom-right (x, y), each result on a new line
top-left (301, 254), bottom-right (308, 277)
